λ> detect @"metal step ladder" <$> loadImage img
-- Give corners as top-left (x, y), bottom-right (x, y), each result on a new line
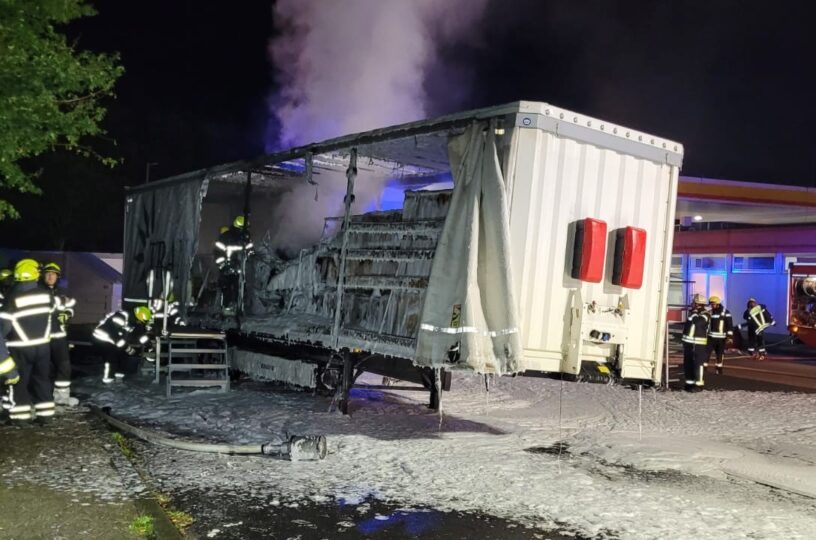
top-left (162, 330), bottom-right (230, 397)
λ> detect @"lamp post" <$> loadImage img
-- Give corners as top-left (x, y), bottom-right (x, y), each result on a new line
top-left (145, 162), bottom-right (159, 184)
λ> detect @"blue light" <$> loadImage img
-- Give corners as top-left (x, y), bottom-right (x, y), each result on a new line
top-left (356, 510), bottom-right (441, 535)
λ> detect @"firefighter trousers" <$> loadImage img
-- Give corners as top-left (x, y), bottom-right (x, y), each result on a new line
top-left (747, 329), bottom-right (766, 353)
top-left (683, 343), bottom-right (707, 387)
top-left (50, 336), bottom-right (72, 390)
top-left (9, 344), bottom-right (54, 420)
top-left (707, 338), bottom-right (726, 367)
top-left (102, 345), bottom-right (130, 378)
top-left (219, 272), bottom-right (239, 309)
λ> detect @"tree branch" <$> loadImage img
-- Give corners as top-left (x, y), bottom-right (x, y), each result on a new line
top-left (55, 89), bottom-right (106, 105)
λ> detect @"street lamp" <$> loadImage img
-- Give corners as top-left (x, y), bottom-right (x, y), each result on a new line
top-left (145, 162), bottom-right (159, 184)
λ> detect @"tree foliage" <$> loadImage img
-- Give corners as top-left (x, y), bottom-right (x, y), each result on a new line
top-left (0, 0), bottom-right (123, 220)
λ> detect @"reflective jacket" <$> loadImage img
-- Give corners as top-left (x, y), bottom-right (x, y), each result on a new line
top-left (0, 282), bottom-right (54, 348)
top-left (682, 310), bottom-right (710, 346)
top-left (149, 298), bottom-right (183, 324)
top-left (93, 311), bottom-right (150, 351)
top-left (214, 227), bottom-right (253, 269)
top-left (46, 285), bottom-right (76, 339)
top-left (743, 304), bottom-right (773, 334)
top-left (708, 306), bottom-right (733, 339)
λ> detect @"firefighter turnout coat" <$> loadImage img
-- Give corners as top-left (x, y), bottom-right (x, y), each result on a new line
top-left (743, 304), bottom-right (774, 335)
top-left (682, 310), bottom-right (710, 347)
top-left (93, 311), bottom-right (150, 353)
top-left (0, 282), bottom-right (54, 348)
top-left (708, 306), bottom-right (734, 340)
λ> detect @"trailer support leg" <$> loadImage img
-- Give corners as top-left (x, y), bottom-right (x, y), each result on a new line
top-left (339, 349), bottom-right (353, 415)
top-left (429, 369), bottom-right (441, 411)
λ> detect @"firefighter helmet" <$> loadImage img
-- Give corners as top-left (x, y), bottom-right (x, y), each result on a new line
top-left (692, 293), bottom-right (707, 305)
top-left (708, 295), bottom-right (721, 304)
top-left (14, 259), bottom-right (40, 282)
top-left (134, 306), bottom-right (153, 323)
top-left (747, 297), bottom-right (757, 307)
top-left (0, 269), bottom-right (12, 282)
top-left (233, 215), bottom-right (245, 229)
top-left (43, 262), bottom-right (61, 275)
top-left (219, 225), bottom-right (230, 234)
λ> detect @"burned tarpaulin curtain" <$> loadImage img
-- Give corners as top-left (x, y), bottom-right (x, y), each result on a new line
top-left (415, 122), bottom-right (523, 375)
top-left (123, 179), bottom-right (208, 313)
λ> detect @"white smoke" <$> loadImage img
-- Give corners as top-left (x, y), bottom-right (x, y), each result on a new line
top-left (263, 0), bottom-right (487, 253)
top-left (268, 0), bottom-right (488, 148)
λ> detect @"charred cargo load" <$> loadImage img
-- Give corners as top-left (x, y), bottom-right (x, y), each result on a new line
top-left (123, 101), bottom-right (683, 409)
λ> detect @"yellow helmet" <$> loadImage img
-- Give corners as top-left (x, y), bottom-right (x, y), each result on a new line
top-left (0, 269), bottom-right (12, 281)
top-left (43, 262), bottom-right (61, 275)
top-left (233, 215), bottom-right (245, 229)
top-left (14, 259), bottom-right (40, 282)
top-left (133, 306), bottom-right (153, 323)
top-left (219, 225), bottom-right (230, 234)
top-left (708, 295), bottom-right (721, 304)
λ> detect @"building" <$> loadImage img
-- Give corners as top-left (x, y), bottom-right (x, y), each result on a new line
top-left (670, 177), bottom-right (816, 342)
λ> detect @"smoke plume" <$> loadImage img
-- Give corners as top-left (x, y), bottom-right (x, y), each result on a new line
top-left (261, 0), bottom-right (487, 253)
top-left (268, 0), bottom-right (488, 149)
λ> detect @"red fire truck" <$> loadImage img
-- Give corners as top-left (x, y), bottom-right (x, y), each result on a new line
top-left (788, 265), bottom-right (816, 347)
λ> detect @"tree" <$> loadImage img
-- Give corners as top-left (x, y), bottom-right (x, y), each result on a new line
top-left (0, 0), bottom-right (123, 220)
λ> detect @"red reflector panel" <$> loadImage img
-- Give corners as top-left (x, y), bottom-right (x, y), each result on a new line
top-left (612, 227), bottom-right (647, 289)
top-left (571, 218), bottom-right (607, 283)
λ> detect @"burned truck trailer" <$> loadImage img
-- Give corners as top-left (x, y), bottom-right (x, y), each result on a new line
top-left (123, 101), bottom-right (683, 410)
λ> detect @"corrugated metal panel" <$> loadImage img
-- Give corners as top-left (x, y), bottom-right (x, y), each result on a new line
top-left (508, 126), bottom-right (679, 377)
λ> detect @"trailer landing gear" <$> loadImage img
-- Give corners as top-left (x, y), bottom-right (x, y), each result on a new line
top-left (329, 349), bottom-right (452, 414)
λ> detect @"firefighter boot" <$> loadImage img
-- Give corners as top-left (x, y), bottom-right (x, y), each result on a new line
top-left (102, 362), bottom-right (115, 384)
top-left (53, 387), bottom-right (79, 407)
top-left (716, 363), bottom-right (723, 375)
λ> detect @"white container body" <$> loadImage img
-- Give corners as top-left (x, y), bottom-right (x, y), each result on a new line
top-left (505, 102), bottom-right (682, 382)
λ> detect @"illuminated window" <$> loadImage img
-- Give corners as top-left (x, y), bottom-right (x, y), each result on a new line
top-left (690, 255), bottom-right (726, 271)
top-left (732, 255), bottom-right (776, 273)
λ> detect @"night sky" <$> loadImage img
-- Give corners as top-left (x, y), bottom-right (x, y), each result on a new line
top-left (1, 0), bottom-right (814, 252)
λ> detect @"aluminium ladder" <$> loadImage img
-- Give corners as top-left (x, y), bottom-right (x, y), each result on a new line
top-left (161, 330), bottom-right (230, 397)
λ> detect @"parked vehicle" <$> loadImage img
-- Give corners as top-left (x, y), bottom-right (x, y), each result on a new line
top-left (788, 265), bottom-right (816, 347)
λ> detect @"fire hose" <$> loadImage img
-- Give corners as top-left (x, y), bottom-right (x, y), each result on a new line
top-left (90, 405), bottom-right (327, 461)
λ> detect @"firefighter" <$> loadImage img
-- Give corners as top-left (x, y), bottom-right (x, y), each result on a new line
top-left (41, 262), bottom-right (78, 407)
top-left (93, 306), bottom-right (152, 383)
top-left (213, 215), bottom-right (253, 314)
top-left (742, 298), bottom-right (774, 360)
top-left (0, 259), bottom-right (55, 423)
top-left (0, 337), bottom-right (21, 416)
top-left (706, 295), bottom-right (733, 375)
top-left (682, 294), bottom-right (710, 392)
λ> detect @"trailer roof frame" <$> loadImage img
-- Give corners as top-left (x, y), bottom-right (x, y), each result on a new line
top-left (126, 100), bottom-right (684, 195)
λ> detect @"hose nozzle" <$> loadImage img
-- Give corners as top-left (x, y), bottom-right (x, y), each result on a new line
top-left (262, 435), bottom-right (327, 461)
